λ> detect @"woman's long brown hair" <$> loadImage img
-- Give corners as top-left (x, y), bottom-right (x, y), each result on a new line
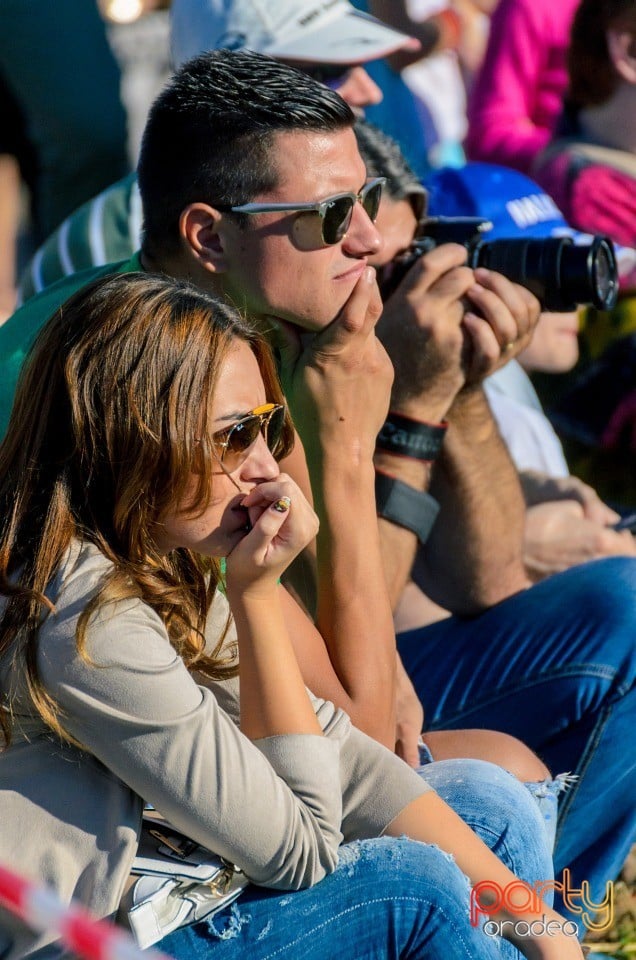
top-left (0, 272), bottom-right (294, 746)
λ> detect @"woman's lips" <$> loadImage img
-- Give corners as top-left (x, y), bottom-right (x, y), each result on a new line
top-left (233, 503), bottom-right (252, 532)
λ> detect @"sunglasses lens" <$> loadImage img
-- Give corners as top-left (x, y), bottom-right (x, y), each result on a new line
top-left (266, 405), bottom-right (286, 456)
top-left (362, 181), bottom-right (383, 223)
top-left (322, 195), bottom-right (354, 244)
top-left (325, 75), bottom-right (349, 90)
top-left (224, 416), bottom-right (261, 464)
top-left (216, 405), bottom-right (286, 470)
top-left (303, 64), bottom-right (352, 88)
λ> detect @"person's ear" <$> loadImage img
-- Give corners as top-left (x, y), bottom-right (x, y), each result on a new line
top-left (179, 203), bottom-right (229, 273)
top-left (607, 29), bottom-right (636, 84)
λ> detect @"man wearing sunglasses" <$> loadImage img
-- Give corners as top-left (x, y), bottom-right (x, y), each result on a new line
top-left (3, 50), bottom-right (636, 935)
top-left (16, 0), bottom-right (414, 306)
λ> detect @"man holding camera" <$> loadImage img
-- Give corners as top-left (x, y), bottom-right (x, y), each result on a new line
top-left (353, 118), bottom-right (636, 928)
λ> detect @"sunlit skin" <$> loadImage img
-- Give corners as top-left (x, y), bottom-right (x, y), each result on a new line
top-left (215, 127), bottom-right (382, 331)
top-left (281, 63), bottom-right (384, 109)
top-left (334, 66), bottom-right (383, 108)
top-left (372, 197), bottom-right (419, 265)
top-left (153, 342), bottom-right (281, 557)
top-left (517, 309), bottom-right (580, 373)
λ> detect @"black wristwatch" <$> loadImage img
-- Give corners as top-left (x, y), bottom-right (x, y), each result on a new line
top-left (375, 472), bottom-right (440, 544)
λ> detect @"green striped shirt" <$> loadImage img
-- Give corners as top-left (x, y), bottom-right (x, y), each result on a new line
top-left (18, 173), bottom-right (141, 303)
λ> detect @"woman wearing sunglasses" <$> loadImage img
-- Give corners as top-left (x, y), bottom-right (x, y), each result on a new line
top-left (0, 273), bottom-right (582, 960)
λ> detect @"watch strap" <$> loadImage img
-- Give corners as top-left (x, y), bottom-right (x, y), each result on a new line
top-left (375, 472), bottom-right (440, 545)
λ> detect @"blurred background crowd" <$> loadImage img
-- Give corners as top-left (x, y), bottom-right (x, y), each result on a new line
top-left (0, 0), bottom-right (634, 511)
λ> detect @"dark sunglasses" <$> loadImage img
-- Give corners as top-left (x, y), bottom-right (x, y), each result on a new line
top-left (301, 63), bottom-right (354, 89)
top-left (229, 177), bottom-right (386, 246)
top-left (212, 403), bottom-right (286, 471)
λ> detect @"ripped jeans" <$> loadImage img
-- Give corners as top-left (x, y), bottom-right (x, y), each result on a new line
top-left (158, 760), bottom-right (555, 960)
top-left (415, 743), bottom-right (564, 851)
top-left (157, 836), bottom-right (522, 960)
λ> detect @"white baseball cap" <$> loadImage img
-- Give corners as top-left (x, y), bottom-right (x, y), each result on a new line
top-left (171, 0), bottom-right (417, 69)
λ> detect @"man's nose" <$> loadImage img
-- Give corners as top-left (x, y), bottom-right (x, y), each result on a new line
top-left (336, 66), bottom-right (383, 109)
top-left (343, 200), bottom-right (383, 257)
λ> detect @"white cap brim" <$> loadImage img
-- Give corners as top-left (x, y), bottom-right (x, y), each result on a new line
top-left (261, 10), bottom-right (417, 65)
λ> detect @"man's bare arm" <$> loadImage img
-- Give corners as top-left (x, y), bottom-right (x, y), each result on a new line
top-left (273, 268), bottom-right (397, 747)
top-left (409, 268), bottom-right (541, 614)
top-left (377, 254), bottom-right (538, 615)
top-left (374, 245), bottom-right (474, 608)
top-left (414, 386), bottom-right (530, 614)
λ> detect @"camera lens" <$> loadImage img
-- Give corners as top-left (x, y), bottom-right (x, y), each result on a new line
top-left (558, 236), bottom-right (618, 311)
top-left (592, 239), bottom-right (618, 309)
top-left (470, 238), bottom-right (564, 309)
top-left (471, 236), bottom-right (619, 312)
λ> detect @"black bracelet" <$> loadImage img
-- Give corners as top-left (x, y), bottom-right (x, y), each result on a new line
top-left (376, 412), bottom-right (448, 462)
top-left (375, 472), bottom-right (440, 545)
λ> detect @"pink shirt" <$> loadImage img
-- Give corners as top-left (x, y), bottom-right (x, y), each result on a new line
top-left (465, 0), bottom-right (580, 174)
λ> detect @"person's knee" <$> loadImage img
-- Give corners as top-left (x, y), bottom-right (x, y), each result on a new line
top-left (417, 758), bottom-right (555, 881)
top-left (562, 557), bottom-right (636, 637)
top-left (477, 732), bottom-right (550, 782)
top-left (340, 837), bottom-right (470, 901)
top-left (425, 729), bottom-right (550, 781)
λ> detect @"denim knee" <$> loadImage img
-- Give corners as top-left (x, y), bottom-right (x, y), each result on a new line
top-left (545, 558), bottom-right (636, 705)
top-left (559, 557), bottom-right (636, 657)
top-left (335, 837), bottom-right (493, 957)
top-left (160, 837), bottom-right (503, 960)
top-left (417, 759), bottom-right (555, 891)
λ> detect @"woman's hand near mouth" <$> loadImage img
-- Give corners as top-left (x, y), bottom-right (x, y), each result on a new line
top-left (225, 474), bottom-right (319, 597)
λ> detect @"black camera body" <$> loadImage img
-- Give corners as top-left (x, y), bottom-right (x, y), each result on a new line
top-left (393, 217), bottom-right (619, 313)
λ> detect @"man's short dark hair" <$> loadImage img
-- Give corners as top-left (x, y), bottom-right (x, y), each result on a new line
top-left (354, 119), bottom-right (427, 224)
top-left (138, 48), bottom-right (355, 257)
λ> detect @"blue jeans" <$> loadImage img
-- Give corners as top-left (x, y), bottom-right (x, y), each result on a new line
top-left (158, 764), bottom-right (553, 960)
top-left (158, 836), bottom-right (511, 959)
top-left (416, 746), bottom-right (561, 852)
top-left (415, 757), bottom-right (556, 960)
top-left (398, 557), bottom-right (636, 932)
top-left (416, 757), bottom-right (557, 872)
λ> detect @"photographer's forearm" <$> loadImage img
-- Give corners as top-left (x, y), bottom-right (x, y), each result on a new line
top-left (414, 388), bottom-right (530, 614)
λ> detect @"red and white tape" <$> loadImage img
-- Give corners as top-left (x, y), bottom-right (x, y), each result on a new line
top-left (0, 864), bottom-right (169, 960)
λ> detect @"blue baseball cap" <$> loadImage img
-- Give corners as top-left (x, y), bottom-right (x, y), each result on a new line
top-left (423, 161), bottom-right (636, 283)
top-left (424, 162), bottom-right (580, 240)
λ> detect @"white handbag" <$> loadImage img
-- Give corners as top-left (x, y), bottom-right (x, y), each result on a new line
top-left (128, 814), bottom-right (249, 949)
